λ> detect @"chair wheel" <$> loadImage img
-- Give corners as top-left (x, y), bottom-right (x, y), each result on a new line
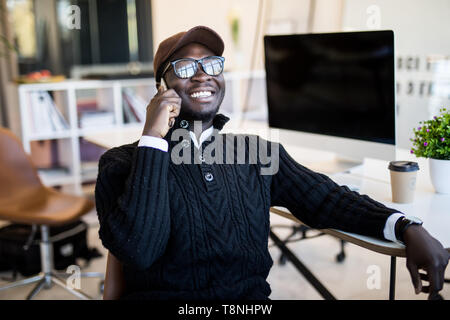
top-left (336, 252), bottom-right (346, 263)
top-left (279, 254), bottom-right (287, 265)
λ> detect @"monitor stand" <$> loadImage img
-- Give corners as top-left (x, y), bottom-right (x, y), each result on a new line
top-left (283, 144), bottom-right (365, 192)
top-left (305, 157), bottom-right (364, 175)
top-left (306, 157), bottom-right (366, 193)
top-left (283, 143), bottom-right (363, 175)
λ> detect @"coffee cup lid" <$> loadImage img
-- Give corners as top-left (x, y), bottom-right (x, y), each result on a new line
top-left (388, 161), bottom-right (419, 172)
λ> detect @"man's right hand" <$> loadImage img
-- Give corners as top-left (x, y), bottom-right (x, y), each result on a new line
top-left (142, 86), bottom-right (181, 138)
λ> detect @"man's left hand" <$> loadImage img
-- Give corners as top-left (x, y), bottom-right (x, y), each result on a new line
top-left (403, 225), bottom-right (450, 299)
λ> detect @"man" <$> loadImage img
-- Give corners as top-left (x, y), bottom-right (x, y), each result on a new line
top-left (95, 26), bottom-right (449, 300)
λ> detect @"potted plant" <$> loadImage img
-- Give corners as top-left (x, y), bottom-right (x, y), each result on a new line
top-left (410, 108), bottom-right (450, 194)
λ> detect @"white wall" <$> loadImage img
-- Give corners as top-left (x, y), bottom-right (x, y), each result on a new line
top-left (342, 0), bottom-right (450, 149)
top-left (311, 0), bottom-right (344, 33)
top-left (151, 0), bottom-right (313, 71)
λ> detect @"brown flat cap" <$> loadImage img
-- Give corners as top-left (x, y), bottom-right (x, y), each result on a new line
top-left (153, 26), bottom-right (225, 84)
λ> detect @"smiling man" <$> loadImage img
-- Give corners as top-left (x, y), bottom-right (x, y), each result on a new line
top-left (95, 26), bottom-right (449, 300)
top-left (144, 27), bottom-right (226, 140)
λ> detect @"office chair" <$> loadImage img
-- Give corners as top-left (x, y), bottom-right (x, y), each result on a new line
top-left (0, 127), bottom-right (104, 299)
top-left (271, 224), bottom-right (347, 264)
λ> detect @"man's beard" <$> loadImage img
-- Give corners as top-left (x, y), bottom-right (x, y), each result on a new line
top-left (179, 104), bottom-right (220, 122)
top-left (180, 90), bottom-right (225, 122)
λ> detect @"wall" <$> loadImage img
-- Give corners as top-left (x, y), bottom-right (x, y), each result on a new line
top-left (311, 0), bottom-right (344, 33)
top-left (342, 0), bottom-right (450, 149)
top-left (0, 0), bottom-right (19, 135)
top-left (150, 0), bottom-right (313, 72)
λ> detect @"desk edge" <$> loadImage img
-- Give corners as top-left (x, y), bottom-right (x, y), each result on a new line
top-left (270, 207), bottom-right (407, 258)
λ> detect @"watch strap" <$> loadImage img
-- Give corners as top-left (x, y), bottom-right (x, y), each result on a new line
top-left (395, 216), bottom-right (406, 242)
top-left (395, 216), bottom-right (423, 243)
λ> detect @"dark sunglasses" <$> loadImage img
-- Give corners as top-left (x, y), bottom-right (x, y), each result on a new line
top-left (161, 56), bottom-right (225, 79)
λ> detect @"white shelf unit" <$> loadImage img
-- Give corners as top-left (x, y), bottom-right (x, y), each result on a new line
top-left (17, 71), bottom-right (268, 194)
top-left (222, 70), bottom-right (268, 122)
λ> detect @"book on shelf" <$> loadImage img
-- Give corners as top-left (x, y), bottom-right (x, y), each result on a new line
top-left (80, 137), bottom-right (106, 162)
top-left (81, 161), bottom-right (99, 172)
top-left (37, 166), bottom-right (70, 178)
top-left (122, 88), bottom-right (147, 123)
top-left (77, 99), bottom-right (98, 112)
top-left (81, 161), bottom-right (99, 184)
top-left (79, 110), bottom-right (115, 128)
top-left (122, 97), bottom-right (139, 123)
top-left (81, 161), bottom-right (99, 179)
top-left (28, 91), bottom-right (70, 134)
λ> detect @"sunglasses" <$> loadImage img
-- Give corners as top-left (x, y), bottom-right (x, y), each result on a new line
top-left (161, 56), bottom-right (225, 80)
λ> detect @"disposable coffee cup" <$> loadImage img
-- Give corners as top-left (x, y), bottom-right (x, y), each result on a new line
top-left (388, 161), bottom-right (419, 203)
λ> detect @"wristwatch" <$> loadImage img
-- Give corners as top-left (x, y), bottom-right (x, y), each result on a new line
top-left (395, 216), bottom-right (423, 243)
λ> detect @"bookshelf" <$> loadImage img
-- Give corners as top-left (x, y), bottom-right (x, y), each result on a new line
top-left (17, 71), bottom-right (267, 194)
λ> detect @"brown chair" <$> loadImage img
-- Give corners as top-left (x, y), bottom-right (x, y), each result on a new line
top-left (103, 252), bottom-right (125, 300)
top-left (0, 127), bottom-right (103, 299)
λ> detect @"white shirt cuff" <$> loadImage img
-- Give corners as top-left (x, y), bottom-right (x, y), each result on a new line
top-left (383, 212), bottom-right (405, 242)
top-left (138, 135), bottom-right (168, 152)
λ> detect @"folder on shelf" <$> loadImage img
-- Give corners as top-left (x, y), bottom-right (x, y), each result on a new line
top-left (122, 97), bottom-right (139, 123)
top-left (122, 88), bottom-right (147, 123)
top-left (79, 110), bottom-right (115, 128)
top-left (29, 91), bottom-right (69, 134)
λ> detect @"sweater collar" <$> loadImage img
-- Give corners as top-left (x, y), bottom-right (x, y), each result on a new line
top-left (165, 113), bottom-right (230, 144)
top-left (172, 113), bottom-right (230, 132)
top-left (211, 113), bottom-right (230, 131)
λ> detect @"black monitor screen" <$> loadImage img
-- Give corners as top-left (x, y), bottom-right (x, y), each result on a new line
top-left (264, 30), bottom-right (395, 145)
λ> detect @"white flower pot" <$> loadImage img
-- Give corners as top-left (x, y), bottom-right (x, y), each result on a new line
top-left (429, 158), bottom-right (450, 194)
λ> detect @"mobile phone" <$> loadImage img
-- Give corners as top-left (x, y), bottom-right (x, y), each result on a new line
top-left (161, 78), bottom-right (175, 127)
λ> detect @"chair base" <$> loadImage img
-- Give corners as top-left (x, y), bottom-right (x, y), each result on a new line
top-left (0, 225), bottom-right (104, 300)
top-left (0, 271), bottom-right (104, 300)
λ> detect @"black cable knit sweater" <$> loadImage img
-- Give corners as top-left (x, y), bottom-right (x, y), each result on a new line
top-left (95, 114), bottom-right (398, 300)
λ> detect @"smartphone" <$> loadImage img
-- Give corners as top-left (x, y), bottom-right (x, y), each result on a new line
top-left (161, 78), bottom-right (175, 127)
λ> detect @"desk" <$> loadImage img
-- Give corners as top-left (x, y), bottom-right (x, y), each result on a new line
top-left (269, 152), bottom-right (450, 300)
top-left (85, 123), bottom-right (450, 299)
top-left (84, 126), bottom-right (143, 149)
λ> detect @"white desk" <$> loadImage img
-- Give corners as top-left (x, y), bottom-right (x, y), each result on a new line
top-left (84, 126), bottom-right (143, 149)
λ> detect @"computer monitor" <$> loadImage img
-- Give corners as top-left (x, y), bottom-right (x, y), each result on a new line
top-left (263, 30), bottom-right (396, 173)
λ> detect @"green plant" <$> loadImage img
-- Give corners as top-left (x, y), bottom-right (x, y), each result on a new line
top-left (230, 18), bottom-right (240, 46)
top-left (410, 108), bottom-right (450, 160)
top-left (227, 6), bottom-right (241, 48)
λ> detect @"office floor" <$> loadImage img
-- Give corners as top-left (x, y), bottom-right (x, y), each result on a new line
top-left (0, 210), bottom-right (448, 300)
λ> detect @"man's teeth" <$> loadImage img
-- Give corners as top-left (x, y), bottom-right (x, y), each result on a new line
top-left (190, 91), bottom-right (212, 98)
